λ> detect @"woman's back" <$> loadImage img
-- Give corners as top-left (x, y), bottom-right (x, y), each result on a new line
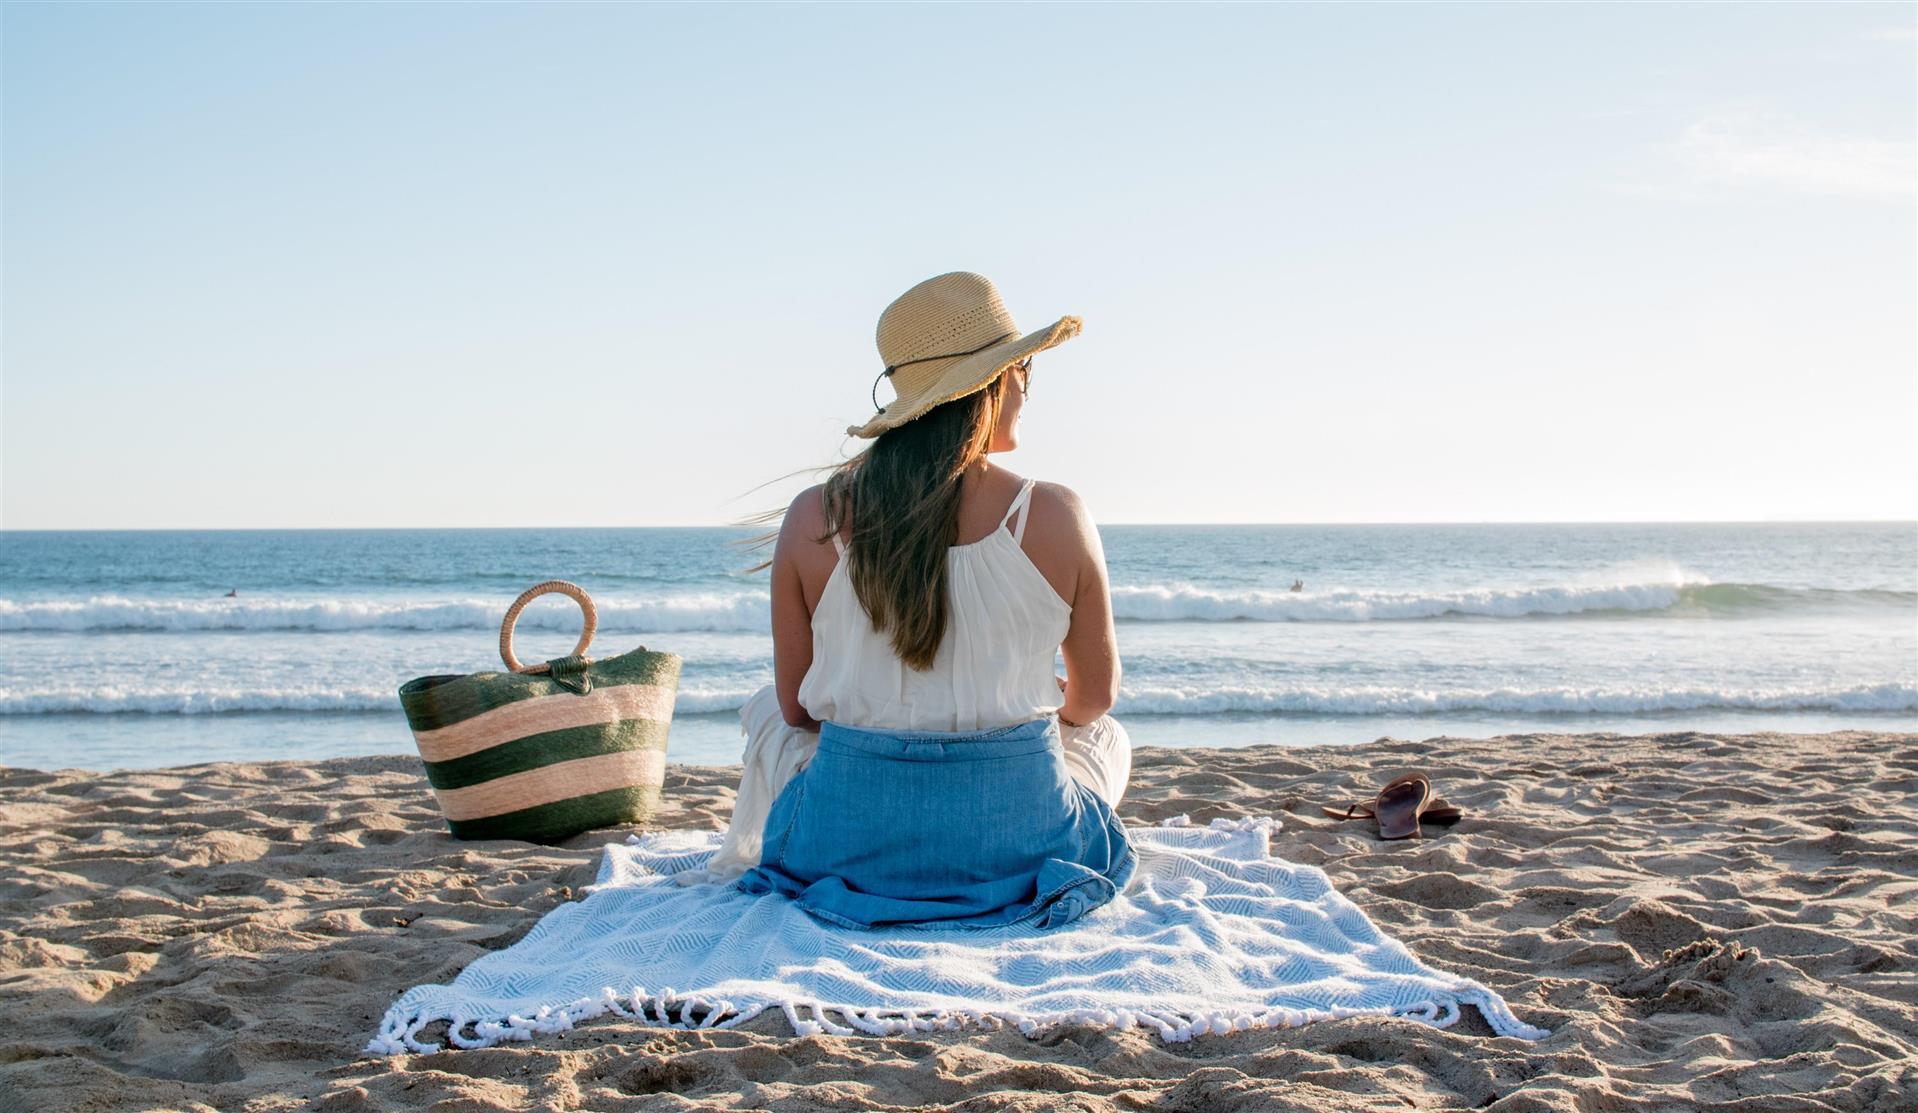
top-left (695, 471), bottom-right (1132, 888)
top-left (798, 475), bottom-right (1072, 731)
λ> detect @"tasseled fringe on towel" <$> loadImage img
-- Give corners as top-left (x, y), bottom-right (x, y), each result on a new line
top-left (364, 814), bottom-right (1551, 1056)
top-left (365, 985), bottom-right (772, 1056)
top-left (366, 983), bottom-right (1549, 1055)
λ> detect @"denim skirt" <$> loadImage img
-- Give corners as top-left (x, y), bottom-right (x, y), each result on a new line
top-left (734, 716), bottom-right (1136, 930)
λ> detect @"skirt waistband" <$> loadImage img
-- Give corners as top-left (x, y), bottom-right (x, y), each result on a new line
top-left (817, 716), bottom-right (1059, 762)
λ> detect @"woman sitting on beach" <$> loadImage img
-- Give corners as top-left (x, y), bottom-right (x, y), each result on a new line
top-left (696, 271), bottom-right (1135, 930)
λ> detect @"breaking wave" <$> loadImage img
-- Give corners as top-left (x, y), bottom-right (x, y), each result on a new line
top-left (1109, 581), bottom-right (1916, 622)
top-left (0, 594), bottom-right (773, 634)
top-left (3, 681), bottom-right (1910, 716)
top-left (1108, 681), bottom-right (1918, 715)
top-left (1, 580), bottom-right (1908, 633)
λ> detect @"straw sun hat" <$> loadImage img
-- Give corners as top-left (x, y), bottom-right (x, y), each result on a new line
top-left (848, 271), bottom-right (1082, 439)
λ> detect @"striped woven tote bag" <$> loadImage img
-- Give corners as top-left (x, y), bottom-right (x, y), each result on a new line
top-left (397, 580), bottom-right (683, 843)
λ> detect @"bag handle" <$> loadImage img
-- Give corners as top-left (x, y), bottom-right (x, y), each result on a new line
top-left (500, 580), bottom-right (597, 674)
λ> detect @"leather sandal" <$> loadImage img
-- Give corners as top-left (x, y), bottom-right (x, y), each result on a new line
top-left (1319, 797), bottom-right (1463, 829)
top-left (1320, 773), bottom-right (1459, 839)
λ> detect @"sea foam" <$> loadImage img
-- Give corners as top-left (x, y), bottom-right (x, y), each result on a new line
top-left (2, 580), bottom-right (1905, 633)
top-left (4, 681), bottom-right (1910, 716)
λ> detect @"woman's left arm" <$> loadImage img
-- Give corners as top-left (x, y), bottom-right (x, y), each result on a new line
top-left (770, 488), bottom-right (824, 732)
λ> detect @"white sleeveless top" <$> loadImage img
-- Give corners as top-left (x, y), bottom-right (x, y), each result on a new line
top-left (797, 477), bottom-right (1073, 731)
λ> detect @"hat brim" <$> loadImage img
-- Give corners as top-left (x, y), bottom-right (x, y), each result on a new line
top-left (846, 315), bottom-right (1082, 439)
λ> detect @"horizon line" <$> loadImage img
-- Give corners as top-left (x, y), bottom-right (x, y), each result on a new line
top-left (3, 517), bottom-right (1916, 534)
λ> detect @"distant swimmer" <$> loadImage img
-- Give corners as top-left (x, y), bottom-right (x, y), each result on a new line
top-left (1289, 579), bottom-right (1304, 593)
top-left (225, 588), bottom-right (238, 597)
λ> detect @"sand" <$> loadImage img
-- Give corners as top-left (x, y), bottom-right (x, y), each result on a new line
top-left (1, 729), bottom-right (1913, 1112)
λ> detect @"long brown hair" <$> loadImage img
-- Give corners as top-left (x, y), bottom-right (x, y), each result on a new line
top-left (733, 369), bottom-right (1011, 670)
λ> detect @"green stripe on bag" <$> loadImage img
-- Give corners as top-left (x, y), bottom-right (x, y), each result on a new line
top-left (421, 718), bottom-right (670, 790)
top-left (445, 785), bottom-right (662, 845)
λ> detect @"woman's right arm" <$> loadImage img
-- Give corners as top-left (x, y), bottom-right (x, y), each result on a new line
top-left (1053, 484), bottom-right (1120, 726)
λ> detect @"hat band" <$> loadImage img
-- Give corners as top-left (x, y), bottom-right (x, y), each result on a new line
top-left (870, 329), bottom-right (1019, 413)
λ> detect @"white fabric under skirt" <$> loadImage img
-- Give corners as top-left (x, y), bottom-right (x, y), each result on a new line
top-left (680, 683), bottom-right (1133, 887)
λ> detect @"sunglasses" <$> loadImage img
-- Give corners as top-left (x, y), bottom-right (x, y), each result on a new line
top-left (1010, 357), bottom-right (1032, 399)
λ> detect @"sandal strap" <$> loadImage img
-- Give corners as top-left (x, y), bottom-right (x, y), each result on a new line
top-left (1322, 797), bottom-right (1461, 821)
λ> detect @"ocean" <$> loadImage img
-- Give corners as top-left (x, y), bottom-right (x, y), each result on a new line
top-left (2, 523), bottom-right (1913, 771)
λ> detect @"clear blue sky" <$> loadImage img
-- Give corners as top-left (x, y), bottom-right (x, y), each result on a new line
top-left (3, 2), bottom-right (1913, 529)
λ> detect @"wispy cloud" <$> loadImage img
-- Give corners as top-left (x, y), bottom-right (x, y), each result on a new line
top-left (1610, 110), bottom-right (1915, 202)
top-left (1865, 25), bottom-right (1916, 42)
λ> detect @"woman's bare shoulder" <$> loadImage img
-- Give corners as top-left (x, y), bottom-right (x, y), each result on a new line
top-left (781, 484), bottom-right (831, 547)
top-left (788, 482), bottom-right (825, 517)
top-left (1024, 481), bottom-right (1101, 566)
top-left (1017, 481), bottom-right (1095, 607)
top-left (1029, 480), bottom-right (1094, 531)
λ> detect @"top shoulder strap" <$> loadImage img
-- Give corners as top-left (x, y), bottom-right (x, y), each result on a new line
top-left (1000, 478), bottom-right (1037, 544)
top-left (830, 527), bottom-right (847, 557)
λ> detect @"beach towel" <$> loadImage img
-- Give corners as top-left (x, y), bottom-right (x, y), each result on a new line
top-left (364, 815), bottom-right (1549, 1054)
